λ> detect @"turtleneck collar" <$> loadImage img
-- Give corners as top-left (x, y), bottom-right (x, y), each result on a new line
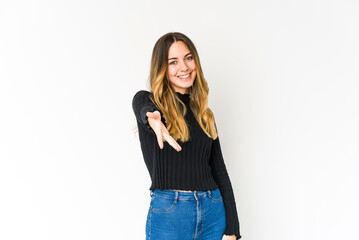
top-left (176, 91), bottom-right (190, 104)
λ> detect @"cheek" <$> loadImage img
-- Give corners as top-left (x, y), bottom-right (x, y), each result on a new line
top-left (189, 62), bottom-right (196, 70)
top-left (167, 66), bottom-right (177, 77)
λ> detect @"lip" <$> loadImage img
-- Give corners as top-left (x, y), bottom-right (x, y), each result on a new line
top-left (177, 72), bottom-right (191, 79)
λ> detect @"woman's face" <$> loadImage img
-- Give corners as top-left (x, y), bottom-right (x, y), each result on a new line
top-left (166, 41), bottom-right (197, 94)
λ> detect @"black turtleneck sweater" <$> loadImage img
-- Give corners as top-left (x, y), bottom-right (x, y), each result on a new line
top-left (132, 90), bottom-right (241, 239)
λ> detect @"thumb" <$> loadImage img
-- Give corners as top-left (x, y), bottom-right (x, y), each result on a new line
top-left (147, 111), bottom-right (160, 119)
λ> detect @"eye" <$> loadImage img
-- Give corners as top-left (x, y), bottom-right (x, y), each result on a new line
top-left (169, 61), bottom-right (176, 65)
top-left (187, 56), bottom-right (193, 60)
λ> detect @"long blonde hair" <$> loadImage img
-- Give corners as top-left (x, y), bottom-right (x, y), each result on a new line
top-left (148, 32), bottom-right (218, 143)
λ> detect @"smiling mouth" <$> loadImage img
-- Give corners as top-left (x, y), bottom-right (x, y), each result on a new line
top-left (178, 72), bottom-right (191, 79)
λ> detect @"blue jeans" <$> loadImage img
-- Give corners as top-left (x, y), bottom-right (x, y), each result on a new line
top-left (145, 188), bottom-right (226, 240)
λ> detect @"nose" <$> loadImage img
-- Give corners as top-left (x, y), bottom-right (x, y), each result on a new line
top-left (179, 60), bottom-right (189, 71)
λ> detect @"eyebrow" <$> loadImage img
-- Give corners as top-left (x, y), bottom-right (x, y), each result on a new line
top-left (168, 52), bottom-right (192, 61)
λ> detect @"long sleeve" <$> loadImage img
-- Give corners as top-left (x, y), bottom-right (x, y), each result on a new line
top-left (209, 135), bottom-right (242, 239)
top-left (132, 90), bottom-right (161, 134)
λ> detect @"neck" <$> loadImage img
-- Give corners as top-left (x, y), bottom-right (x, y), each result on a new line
top-left (176, 91), bottom-right (190, 103)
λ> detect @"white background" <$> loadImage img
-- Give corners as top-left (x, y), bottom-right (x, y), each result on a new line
top-left (1, 0), bottom-right (358, 239)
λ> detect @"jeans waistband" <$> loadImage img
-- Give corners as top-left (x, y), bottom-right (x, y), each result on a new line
top-left (150, 188), bottom-right (219, 200)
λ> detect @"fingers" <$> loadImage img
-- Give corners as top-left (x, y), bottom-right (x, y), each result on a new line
top-left (156, 131), bottom-right (181, 151)
top-left (157, 132), bottom-right (164, 149)
top-left (147, 111), bottom-right (182, 152)
top-left (222, 234), bottom-right (237, 240)
top-left (163, 132), bottom-right (182, 152)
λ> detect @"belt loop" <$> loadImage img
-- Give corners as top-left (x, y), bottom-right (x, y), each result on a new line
top-left (207, 190), bottom-right (211, 197)
top-left (194, 190), bottom-right (198, 200)
top-left (150, 189), bottom-right (154, 197)
top-left (174, 191), bottom-right (178, 203)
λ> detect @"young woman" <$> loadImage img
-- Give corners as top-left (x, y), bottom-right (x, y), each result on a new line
top-left (132, 32), bottom-right (242, 240)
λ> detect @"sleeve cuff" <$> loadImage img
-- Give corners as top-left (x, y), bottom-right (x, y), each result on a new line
top-left (224, 226), bottom-right (242, 239)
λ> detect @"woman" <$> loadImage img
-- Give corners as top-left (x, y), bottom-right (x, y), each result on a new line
top-left (132, 32), bottom-right (242, 240)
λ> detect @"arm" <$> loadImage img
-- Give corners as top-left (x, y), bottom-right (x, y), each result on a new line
top-left (132, 90), bottom-right (182, 151)
top-left (132, 90), bottom-right (161, 134)
top-left (209, 125), bottom-right (242, 239)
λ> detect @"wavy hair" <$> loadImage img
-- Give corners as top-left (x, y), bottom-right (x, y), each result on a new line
top-left (147, 32), bottom-right (218, 142)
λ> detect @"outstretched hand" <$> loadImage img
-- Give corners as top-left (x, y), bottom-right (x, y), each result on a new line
top-left (146, 111), bottom-right (182, 152)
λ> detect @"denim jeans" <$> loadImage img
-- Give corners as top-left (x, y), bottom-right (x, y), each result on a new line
top-left (145, 188), bottom-right (226, 240)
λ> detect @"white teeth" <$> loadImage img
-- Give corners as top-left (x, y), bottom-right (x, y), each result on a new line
top-left (178, 73), bottom-right (190, 79)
